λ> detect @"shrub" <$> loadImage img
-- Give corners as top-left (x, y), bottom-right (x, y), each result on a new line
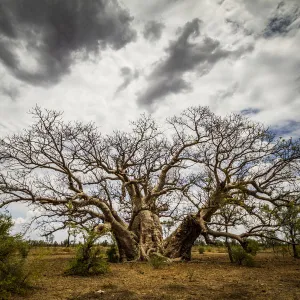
top-left (245, 239), bottom-right (260, 255)
top-left (106, 244), bottom-right (119, 263)
top-left (206, 246), bottom-right (212, 252)
top-left (65, 232), bottom-right (109, 276)
top-left (231, 246), bottom-right (255, 267)
top-left (0, 214), bottom-right (30, 299)
top-left (198, 246), bottom-right (205, 254)
top-left (148, 253), bottom-right (171, 269)
top-left (215, 240), bottom-right (224, 247)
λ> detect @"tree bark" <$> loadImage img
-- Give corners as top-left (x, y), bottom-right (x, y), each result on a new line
top-left (130, 209), bottom-right (164, 260)
top-left (110, 223), bottom-right (139, 261)
top-left (225, 225), bottom-right (233, 263)
top-left (96, 221), bottom-right (139, 261)
top-left (163, 214), bottom-right (202, 260)
top-left (163, 186), bottom-right (226, 260)
top-left (290, 229), bottom-right (299, 259)
top-left (291, 236), bottom-right (299, 259)
top-left (292, 243), bottom-right (299, 259)
top-left (226, 239), bottom-right (234, 263)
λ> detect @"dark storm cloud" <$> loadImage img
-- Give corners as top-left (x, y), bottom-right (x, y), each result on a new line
top-left (138, 18), bottom-right (253, 107)
top-left (143, 21), bottom-right (165, 42)
top-left (115, 67), bottom-right (139, 95)
top-left (0, 0), bottom-right (137, 86)
top-left (263, 1), bottom-right (300, 38)
top-left (137, 77), bottom-right (191, 105)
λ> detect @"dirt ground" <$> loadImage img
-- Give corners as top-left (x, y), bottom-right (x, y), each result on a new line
top-left (13, 247), bottom-right (300, 300)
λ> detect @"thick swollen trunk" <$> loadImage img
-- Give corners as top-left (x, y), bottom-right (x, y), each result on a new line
top-left (130, 210), bottom-right (164, 260)
top-left (163, 215), bottom-right (202, 260)
top-left (164, 185), bottom-right (226, 260)
top-left (96, 210), bottom-right (163, 261)
top-left (94, 201), bottom-right (139, 261)
top-left (110, 223), bottom-right (139, 261)
top-left (96, 222), bottom-right (139, 261)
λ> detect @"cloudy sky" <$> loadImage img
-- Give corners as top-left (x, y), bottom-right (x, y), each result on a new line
top-left (0, 0), bottom-right (300, 239)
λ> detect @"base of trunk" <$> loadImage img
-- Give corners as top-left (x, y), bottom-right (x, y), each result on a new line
top-left (163, 215), bottom-right (202, 260)
top-left (130, 210), bottom-right (164, 260)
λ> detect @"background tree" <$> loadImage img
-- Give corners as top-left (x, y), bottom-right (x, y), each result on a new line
top-left (273, 200), bottom-right (300, 258)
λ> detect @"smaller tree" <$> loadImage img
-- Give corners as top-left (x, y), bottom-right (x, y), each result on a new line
top-left (0, 214), bottom-right (30, 298)
top-left (65, 230), bottom-right (108, 276)
top-left (276, 201), bottom-right (300, 258)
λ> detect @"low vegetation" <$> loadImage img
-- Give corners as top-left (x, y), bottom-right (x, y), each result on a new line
top-left (148, 253), bottom-right (171, 269)
top-left (198, 246), bottom-right (205, 254)
top-left (0, 214), bottom-right (30, 299)
top-left (65, 232), bottom-right (109, 276)
top-left (106, 244), bottom-right (119, 263)
top-left (6, 245), bottom-right (300, 300)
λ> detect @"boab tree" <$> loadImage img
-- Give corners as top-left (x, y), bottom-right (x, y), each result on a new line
top-left (0, 107), bottom-right (212, 260)
top-left (0, 106), bottom-right (299, 261)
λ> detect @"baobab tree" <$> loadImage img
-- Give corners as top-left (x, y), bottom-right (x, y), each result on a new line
top-left (0, 106), bottom-right (299, 261)
top-left (0, 106), bottom-right (211, 260)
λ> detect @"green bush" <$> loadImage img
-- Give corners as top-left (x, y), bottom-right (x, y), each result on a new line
top-left (245, 239), bottom-right (260, 255)
top-left (148, 253), bottom-right (171, 269)
top-left (0, 214), bottom-right (30, 299)
top-left (198, 246), bottom-right (205, 254)
top-left (65, 232), bottom-right (109, 276)
top-left (231, 246), bottom-right (255, 267)
top-left (106, 244), bottom-right (119, 263)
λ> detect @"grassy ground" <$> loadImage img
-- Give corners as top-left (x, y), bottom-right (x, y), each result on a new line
top-left (12, 247), bottom-right (300, 300)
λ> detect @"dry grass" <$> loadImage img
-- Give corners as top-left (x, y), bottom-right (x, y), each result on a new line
top-left (12, 247), bottom-right (300, 300)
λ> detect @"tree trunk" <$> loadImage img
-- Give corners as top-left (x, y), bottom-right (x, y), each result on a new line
top-left (96, 221), bottom-right (139, 261)
top-left (67, 232), bottom-right (70, 247)
top-left (111, 224), bottom-right (139, 261)
top-left (292, 243), bottom-right (299, 259)
top-left (292, 239), bottom-right (300, 258)
top-left (163, 185), bottom-right (226, 260)
top-left (225, 237), bottom-right (233, 263)
top-left (130, 210), bottom-right (164, 260)
top-left (163, 215), bottom-right (202, 260)
top-left (225, 225), bottom-right (233, 263)
top-left (226, 241), bottom-right (233, 262)
top-left (290, 230), bottom-right (299, 259)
